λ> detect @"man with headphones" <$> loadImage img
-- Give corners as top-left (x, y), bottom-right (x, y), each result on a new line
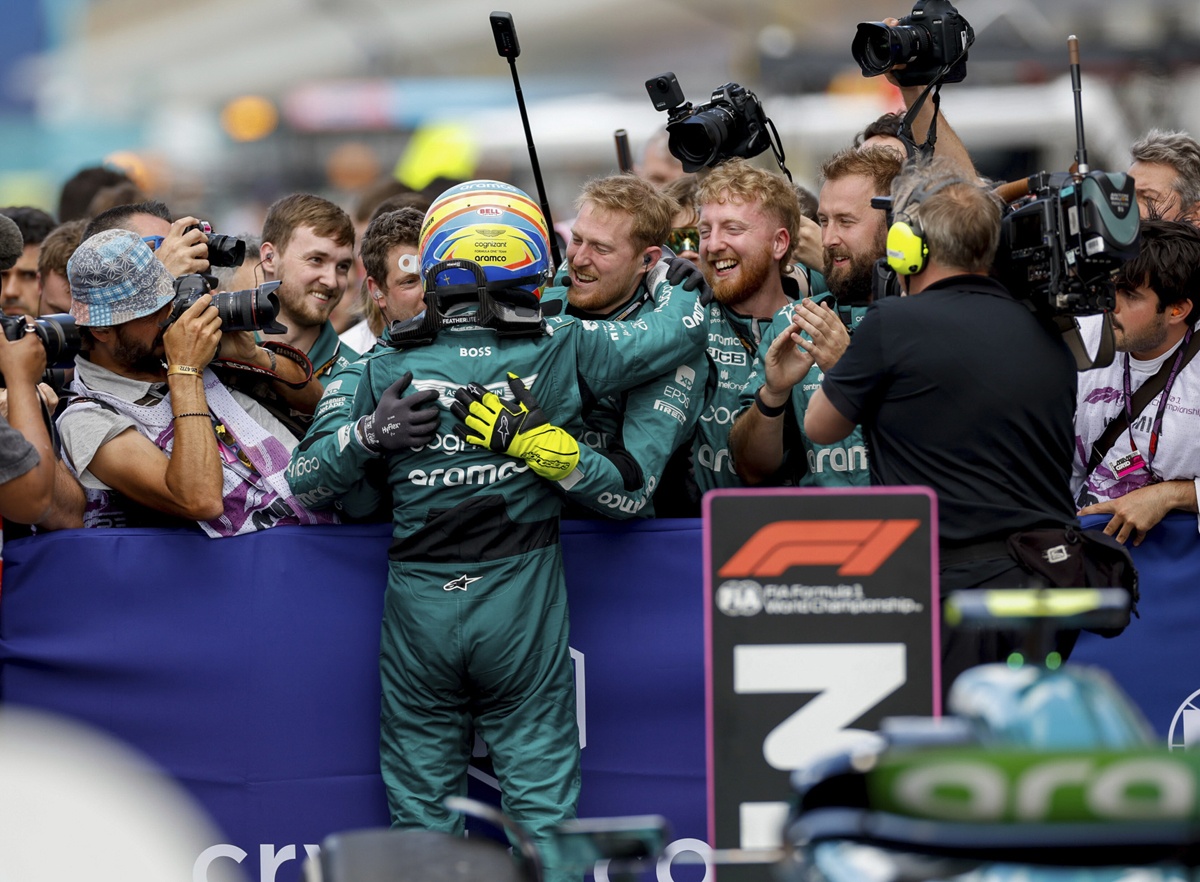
top-left (804, 157), bottom-right (1083, 686)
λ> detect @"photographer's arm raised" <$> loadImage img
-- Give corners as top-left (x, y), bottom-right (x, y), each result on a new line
top-left (0, 331), bottom-right (56, 523)
top-left (154, 216), bottom-right (210, 278)
top-left (882, 15), bottom-right (977, 180)
top-left (88, 296), bottom-right (225, 521)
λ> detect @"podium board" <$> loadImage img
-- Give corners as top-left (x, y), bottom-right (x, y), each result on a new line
top-left (704, 488), bottom-right (940, 880)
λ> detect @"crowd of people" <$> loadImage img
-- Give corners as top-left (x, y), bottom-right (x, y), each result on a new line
top-left (3, 47), bottom-right (1200, 881)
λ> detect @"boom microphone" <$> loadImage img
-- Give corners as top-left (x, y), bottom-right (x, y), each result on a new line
top-left (489, 11), bottom-right (562, 269)
top-left (0, 215), bottom-right (25, 271)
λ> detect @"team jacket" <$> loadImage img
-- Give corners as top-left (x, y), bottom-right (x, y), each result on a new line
top-left (288, 287), bottom-right (708, 548)
top-left (541, 263), bottom-right (709, 518)
top-left (693, 279), bottom-right (804, 494)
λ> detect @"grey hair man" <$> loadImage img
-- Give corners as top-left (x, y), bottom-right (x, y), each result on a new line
top-left (1129, 129), bottom-right (1200, 223)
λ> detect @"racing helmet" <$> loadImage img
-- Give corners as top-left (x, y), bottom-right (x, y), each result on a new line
top-left (419, 180), bottom-right (552, 308)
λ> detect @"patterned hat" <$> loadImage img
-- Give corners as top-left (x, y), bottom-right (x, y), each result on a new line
top-left (68, 229), bottom-right (176, 327)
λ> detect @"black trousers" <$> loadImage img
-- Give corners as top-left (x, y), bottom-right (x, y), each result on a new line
top-left (939, 557), bottom-right (1079, 701)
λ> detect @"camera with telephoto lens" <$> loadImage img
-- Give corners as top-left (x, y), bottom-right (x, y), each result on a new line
top-left (0, 312), bottom-right (80, 390)
top-left (996, 171), bottom-right (1140, 316)
top-left (184, 221), bottom-right (246, 268)
top-left (852, 0), bottom-right (975, 87)
top-left (645, 73), bottom-right (773, 173)
top-left (168, 273), bottom-right (288, 335)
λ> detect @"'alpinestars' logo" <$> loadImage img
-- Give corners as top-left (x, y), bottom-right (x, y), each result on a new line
top-left (495, 414), bottom-right (513, 448)
top-left (443, 574), bottom-right (482, 592)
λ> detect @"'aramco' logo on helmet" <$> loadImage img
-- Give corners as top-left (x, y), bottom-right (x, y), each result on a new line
top-left (716, 580), bottom-right (763, 617)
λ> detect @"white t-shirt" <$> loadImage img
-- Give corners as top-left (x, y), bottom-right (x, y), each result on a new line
top-left (338, 320), bottom-right (378, 356)
top-left (1072, 314), bottom-right (1200, 532)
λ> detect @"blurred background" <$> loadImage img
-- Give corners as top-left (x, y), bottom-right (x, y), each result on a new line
top-left (5, 0), bottom-right (1200, 230)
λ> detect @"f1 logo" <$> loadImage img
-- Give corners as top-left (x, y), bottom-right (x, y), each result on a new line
top-left (719, 519), bottom-right (920, 578)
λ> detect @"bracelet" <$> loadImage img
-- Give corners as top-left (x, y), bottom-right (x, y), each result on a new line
top-left (754, 387), bottom-right (787, 418)
top-left (167, 364), bottom-right (203, 378)
top-left (265, 348), bottom-right (277, 372)
top-left (173, 412), bottom-right (210, 420)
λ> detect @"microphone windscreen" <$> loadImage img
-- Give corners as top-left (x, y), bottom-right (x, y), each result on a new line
top-left (0, 215), bottom-right (25, 271)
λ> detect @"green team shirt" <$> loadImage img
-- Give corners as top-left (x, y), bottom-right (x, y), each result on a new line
top-left (739, 291), bottom-right (870, 487)
top-left (309, 321), bottom-right (358, 378)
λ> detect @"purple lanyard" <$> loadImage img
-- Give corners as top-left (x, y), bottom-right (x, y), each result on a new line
top-left (1122, 325), bottom-right (1193, 476)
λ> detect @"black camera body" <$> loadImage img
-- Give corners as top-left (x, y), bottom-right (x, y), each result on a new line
top-left (0, 312), bottom-right (79, 366)
top-left (997, 171), bottom-right (1141, 316)
top-left (852, 0), bottom-right (974, 87)
top-left (0, 312), bottom-right (80, 390)
top-left (184, 221), bottom-right (246, 268)
top-left (645, 73), bottom-right (772, 172)
top-left (169, 274), bottom-right (287, 335)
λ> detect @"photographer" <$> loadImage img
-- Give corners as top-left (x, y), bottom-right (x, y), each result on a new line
top-left (83, 200), bottom-right (211, 279)
top-left (1, 206), bottom-right (56, 320)
top-left (84, 200), bottom-right (324, 420)
top-left (57, 230), bottom-right (335, 535)
top-left (1128, 129), bottom-right (1200, 222)
top-left (804, 158), bottom-right (1084, 681)
top-left (0, 321), bottom-right (84, 530)
top-left (1074, 219), bottom-right (1200, 545)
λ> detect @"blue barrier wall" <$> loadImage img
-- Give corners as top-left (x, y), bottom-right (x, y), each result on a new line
top-left (0, 520), bottom-right (707, 882)
top-left (0, 513), bottom-right (1193, 880)
top-left (1072, 511), bottom-right (1200, 744)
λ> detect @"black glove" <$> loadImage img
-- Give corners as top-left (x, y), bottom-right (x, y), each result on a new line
top-left (354, 371), bottom-right (440, 454)
top-left (665, 255), bottom-right (714, 306)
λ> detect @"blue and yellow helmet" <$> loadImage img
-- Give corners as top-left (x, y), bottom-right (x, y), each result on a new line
top-left (419, 180), bottom-right (552, 307)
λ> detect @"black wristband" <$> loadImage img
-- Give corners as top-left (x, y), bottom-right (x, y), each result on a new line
top-left (754, 387), bottom-right (787, 418)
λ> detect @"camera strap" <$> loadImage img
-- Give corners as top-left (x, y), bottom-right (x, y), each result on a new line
top-left (1054, 313), bottom-right (1115, 371)
top-left (1086, 326), bottom-right (1200, 474)
top-left (212, 342), bottom-right (314, 390)
top-left (898, 39), bottom-right (970, 159)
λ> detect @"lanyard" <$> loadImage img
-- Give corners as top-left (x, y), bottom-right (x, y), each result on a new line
top-left (1121, 325), bottom-right (1192, 477)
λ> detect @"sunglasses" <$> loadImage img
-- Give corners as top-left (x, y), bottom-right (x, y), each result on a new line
top-left (213, 420), bottom-right (258, 475)
top-left (666, 226), bottom-right (699, 254)
top-left (141, 235), bottom-right (165, 252)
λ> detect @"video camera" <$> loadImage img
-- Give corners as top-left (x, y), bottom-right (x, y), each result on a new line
top-left (0, 312), bottom-right (80, 391)
top-left (184, 221), bottom-right (247, 268)
top-left (645, 73), bottom-right (777, 173)
top-left (852, 0), bottom-right (974, 87)
top-left (168, 274), bottom-right (287, 335)
top-left (995, 171), bottom-right (1140, 316)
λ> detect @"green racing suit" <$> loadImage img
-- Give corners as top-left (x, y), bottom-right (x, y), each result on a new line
top-left (287, 286), bottom-right (706, 879)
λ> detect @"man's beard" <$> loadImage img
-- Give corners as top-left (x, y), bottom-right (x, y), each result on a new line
top-left (113, 326), bottom-right (165, 375)
top-left (1114, 312), bottom-right (1170, 355)
top-left (708, 243), bottom-right (774, 308)
top-left (279, 280), bottom-right (340, 329)
top-left (824, 227), bottom-right (887, 306)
